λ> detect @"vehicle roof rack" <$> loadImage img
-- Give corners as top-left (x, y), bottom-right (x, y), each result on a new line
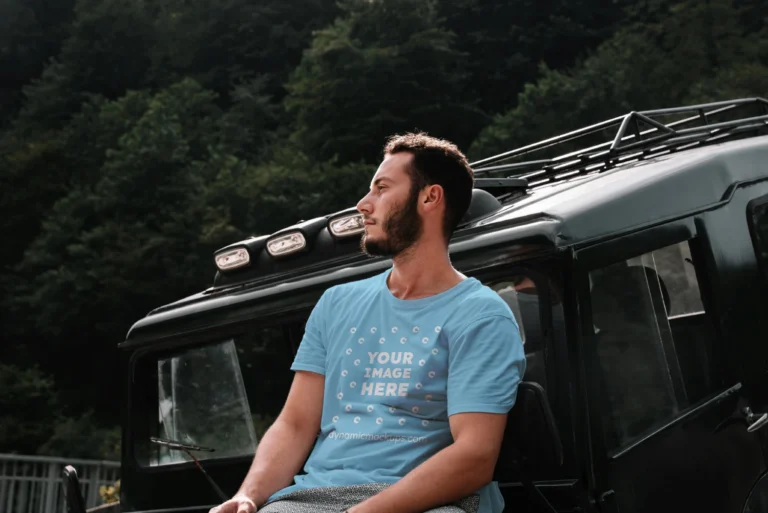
top-left (470, 97), bottom-right (768, 188)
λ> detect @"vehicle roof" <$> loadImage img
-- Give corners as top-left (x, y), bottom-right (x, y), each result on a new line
top-left (122, 99), bottom-right (768, 345)
top-left (478, 134), bottom-right (768, 245)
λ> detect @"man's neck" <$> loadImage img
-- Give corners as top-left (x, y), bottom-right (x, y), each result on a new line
top-left (386, 242), bottom-right (465, 300)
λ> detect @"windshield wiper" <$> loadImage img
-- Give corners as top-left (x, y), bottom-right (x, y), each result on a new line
top-left (150, 437), bottom-right (228, 501)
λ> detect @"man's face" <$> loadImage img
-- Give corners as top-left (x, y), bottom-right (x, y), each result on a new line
top-left (356, 152), bottom-right (423, 257)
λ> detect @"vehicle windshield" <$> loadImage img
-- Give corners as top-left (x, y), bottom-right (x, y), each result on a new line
top-left (142, 323), bottom-right (299, 467)
top-left (154, 339), bottom-right (257, 465)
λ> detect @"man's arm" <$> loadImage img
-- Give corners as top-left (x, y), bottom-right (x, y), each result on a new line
top-left (232, 370), bottom-right (325, 506)
top-left (347, 411), bottom-right (507, 513)
top-left (349, 311), bottom-right (524, 513)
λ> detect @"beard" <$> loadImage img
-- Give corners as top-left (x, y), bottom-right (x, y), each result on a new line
top-left (360, 186), bottom-right (422, 257)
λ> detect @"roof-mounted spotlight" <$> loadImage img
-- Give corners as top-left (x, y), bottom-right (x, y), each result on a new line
top-left (214, 247), bottom-right (250, 271)
top-left (266, 232), bottom-right (306, 257)
top-left (328, 208), bottom-right (365, 239)
top-left (213, 235), bottom-right (269, 272)
top-left (266, 217), bottom-right (328, 258)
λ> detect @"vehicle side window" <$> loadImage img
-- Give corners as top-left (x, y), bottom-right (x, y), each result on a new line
top-left (491, 274), bottom-right (560, 392)
top-left (748, 194), bottom-right (768, 283)
top-left (588, 240), bottom-right (722, 451)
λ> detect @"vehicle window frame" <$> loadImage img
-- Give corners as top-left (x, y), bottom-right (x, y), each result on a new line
top-left (747, 193), bottom-right (768, 284)
top-left (469, 261), bottom-right (577, 479)
top-left (472, 266), bottom-right (560, 386)
top-left (575, 219), bottom-right (732, 460)
top-left (127, 311), bottom-right (310, 472)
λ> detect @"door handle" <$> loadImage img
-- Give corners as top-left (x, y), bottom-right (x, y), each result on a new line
top-left (743, 407), bottom-right (768, 433)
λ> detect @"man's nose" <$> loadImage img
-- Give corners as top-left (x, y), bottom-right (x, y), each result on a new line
top-left (357, 193), bottom-right (372, 215)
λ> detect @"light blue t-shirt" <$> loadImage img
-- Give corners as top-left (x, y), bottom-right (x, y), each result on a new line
top-left (268, 269), bottom-right (526, 513)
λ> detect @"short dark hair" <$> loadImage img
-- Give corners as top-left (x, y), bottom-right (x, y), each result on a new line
top-left (383, 132), bottom-right (474, 241)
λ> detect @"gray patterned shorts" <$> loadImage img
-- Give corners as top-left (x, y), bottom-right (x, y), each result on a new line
top-left (259, 483), bottom-right (479, 513)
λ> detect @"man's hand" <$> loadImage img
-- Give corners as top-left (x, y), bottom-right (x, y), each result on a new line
top-left (208, 371), bottom-right (324, 513)
top-left (209, 493), bottom-right (258, 513)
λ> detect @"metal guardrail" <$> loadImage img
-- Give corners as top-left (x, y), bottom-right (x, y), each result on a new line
top-left (0, 453), bottom-right (120, 513)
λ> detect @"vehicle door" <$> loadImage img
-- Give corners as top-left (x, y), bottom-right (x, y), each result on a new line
top-left (574, 217), bottom-right (768, 513)
top-left (700, 185), bottom-right (768, 512)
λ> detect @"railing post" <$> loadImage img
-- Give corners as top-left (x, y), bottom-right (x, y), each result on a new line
top-left (44, 460), bottom-right (58, 513)
top-left (18, 461), bottom-right (29, 513)
top-left (88, 463), bottom-right (102, 508)
top-left (0, 460), bottom-right (8, 513)
top-left (8, 460), bottom-right (17, 513)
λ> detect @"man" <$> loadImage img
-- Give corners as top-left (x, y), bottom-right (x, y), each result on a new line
top-left (210, 133), bottom-right (525, 513)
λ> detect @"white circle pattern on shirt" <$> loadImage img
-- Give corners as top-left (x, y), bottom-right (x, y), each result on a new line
top-left (340, 322), bottom-right (448, 428)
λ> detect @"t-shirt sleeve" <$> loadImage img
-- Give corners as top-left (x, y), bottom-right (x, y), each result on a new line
top-left (290, 290), bottom-right (331, 376)
top-left (447, 314), bottom-right (526, 416)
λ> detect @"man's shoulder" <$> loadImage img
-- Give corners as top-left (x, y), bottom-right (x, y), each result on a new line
top-left (320, 271), bottom-right (385, 301)
top-left (451, 279), bottom-right (518, 326)
top-left (457, 278), bottom-right (513, 313)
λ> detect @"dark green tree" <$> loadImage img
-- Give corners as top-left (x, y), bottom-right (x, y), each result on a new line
top-left (437, 0), bottom-right (625, 114)
top-left (285, 0), bottom-right (487, 164)
top-left (0, 364), bottom-right (60, 454)
top-left (16, 0), bottom-right (156, 132)
top-left (37, 412), bottom-right (122, 460)
top-left (8, 79), bottom-right (249, 420)
top-left (468, 0), bottom-right (767, 161)
top-left (0, 0), bottom-right (76, 122)
top-left (147, 0), bottom-right (340, 105)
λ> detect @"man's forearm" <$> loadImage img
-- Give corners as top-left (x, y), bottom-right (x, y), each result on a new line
top-left (236, 418), bottom-right (317, 505)
top-left (348, 442), bottom-right (497, 513)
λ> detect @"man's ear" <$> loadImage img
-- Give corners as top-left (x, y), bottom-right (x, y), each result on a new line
top-left (422, 184), bottom-right (444, 208)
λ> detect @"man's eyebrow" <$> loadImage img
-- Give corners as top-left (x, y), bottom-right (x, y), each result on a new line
top-left (373, 177), bottom-right (394, 185)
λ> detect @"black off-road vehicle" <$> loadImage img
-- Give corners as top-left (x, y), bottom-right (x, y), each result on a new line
top-left (64, 98), bottom-right (768, 513)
